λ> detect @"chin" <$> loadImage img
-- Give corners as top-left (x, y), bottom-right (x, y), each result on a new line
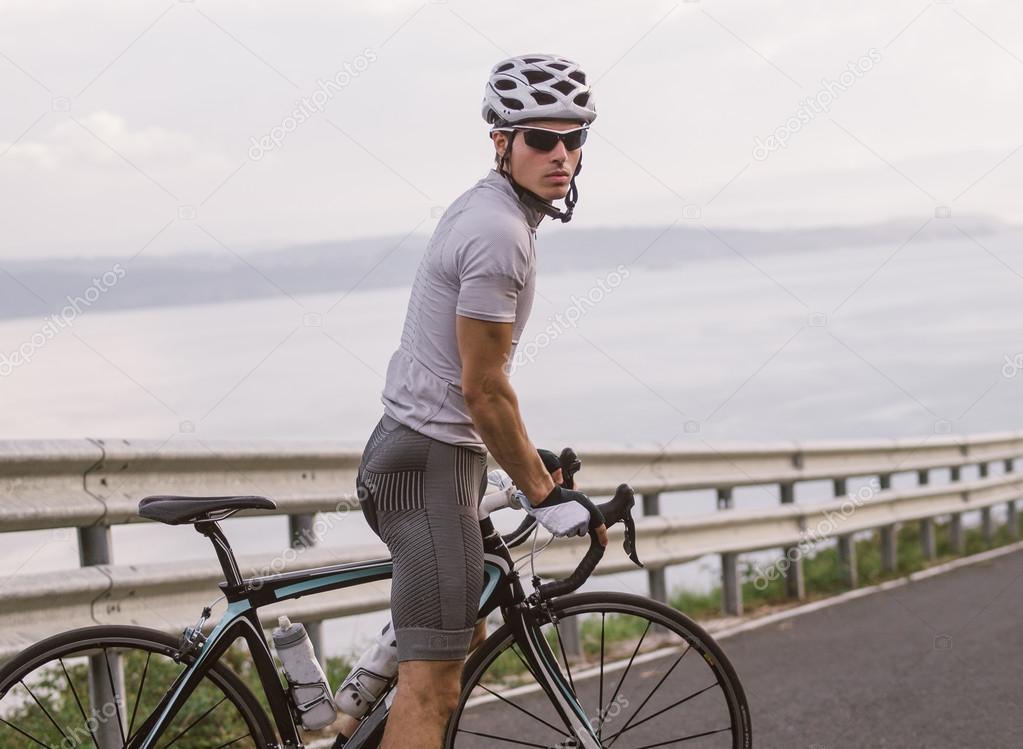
top-left (534, 185), bottom-right (569, 201)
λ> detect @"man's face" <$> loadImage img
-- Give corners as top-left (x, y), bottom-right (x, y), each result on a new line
top-left (493, 119), bottom-right (585, 201)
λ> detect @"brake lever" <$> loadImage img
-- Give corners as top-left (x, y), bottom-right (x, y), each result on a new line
top-left (622, 511), bottom-right (644, 568)
top-left (559, 447), bottom-right (581, 490)
top-left (597, 483), bottom-right (644, 569)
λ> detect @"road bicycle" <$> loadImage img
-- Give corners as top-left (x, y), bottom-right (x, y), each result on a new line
top-left (0, 452), bottom-right (752, 748)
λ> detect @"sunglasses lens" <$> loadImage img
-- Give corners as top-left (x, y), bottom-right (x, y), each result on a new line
top-left (522, 130), bottom-right (560, 151)
top-left (563, 129), bottom-right (587, 150)
top-left (520, 128), bottom-right (587, 151)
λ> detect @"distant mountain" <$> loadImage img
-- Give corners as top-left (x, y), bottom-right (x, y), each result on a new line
top-left (0, 213), bottom-right (1014, 321)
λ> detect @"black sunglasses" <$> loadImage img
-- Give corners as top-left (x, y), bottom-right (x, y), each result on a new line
top-left (497, 125), bottom-right (588, 152)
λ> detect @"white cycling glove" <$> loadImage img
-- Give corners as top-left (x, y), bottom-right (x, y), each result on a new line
top-left (514, 484), bottom-right (593, 538)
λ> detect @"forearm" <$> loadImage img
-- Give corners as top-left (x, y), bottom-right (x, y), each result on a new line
top-left (465, 379), bottom-right (554, 506)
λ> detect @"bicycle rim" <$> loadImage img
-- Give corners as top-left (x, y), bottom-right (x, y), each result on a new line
top-left (0, 625), bottom-right (274, 749)
top-left (448, 592), bottom-right (752, 749)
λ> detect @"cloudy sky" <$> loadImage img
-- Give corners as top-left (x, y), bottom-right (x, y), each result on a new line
top-left (1, 0), bottom-right (1021, 260)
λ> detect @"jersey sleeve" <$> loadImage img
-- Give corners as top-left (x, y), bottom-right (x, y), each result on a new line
top-left (453, 215), bottom-right (531, 324)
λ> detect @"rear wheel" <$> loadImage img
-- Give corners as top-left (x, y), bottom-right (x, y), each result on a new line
top-left (447, 592), bottom-right (752, 748)
top-left (0, 625), bottom-right (274, 748)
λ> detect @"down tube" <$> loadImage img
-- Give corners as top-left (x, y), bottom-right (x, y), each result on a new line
top-left (506, 607), bottom-right (602, 748)
top-left (127, 601), bottom-right (261, 749)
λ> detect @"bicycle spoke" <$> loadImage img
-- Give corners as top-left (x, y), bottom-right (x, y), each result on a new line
top-left (456, 727), bottom-right (557, 747)
top-left (597, 613), bottom-right (605, 743)
top-left (476, 683), bottom-right (569, 737)
top-left (59, 657), bottom-right (99, 749)
top-left (552, 619), bottom-right (577, 697)
top-left (598, 619), bottom-right (650, 735)
top-left (0, 717), bottom-right (56, 748)
top-left (161, 695), bottom-right (228, 749)
top-left (632, 726), bottom-right (732, 748)
top-left (605, 645), bottom-right (691, 749)
top-left (128, 651), bottom-right (152, 738)
top-left (20, 680), bottom-right (72, 745)
top-left (210, 733), bottom-right (252, 749)
top-left (605, 681), bottom-right (716, 742)
top-left (102, 648), bottom-right (128, 746)
top-left (510, 644), bottom-right (540, 682)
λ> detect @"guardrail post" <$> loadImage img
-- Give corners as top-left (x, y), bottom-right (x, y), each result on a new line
top-left (79, 525), bottom-right (127, 747)
top-left (1009, 500), bottom-right (1020, 541)
top-left (716, 487), bottom-right (733, 510)
top-left (289, 513), bottom-right (325, 668)
top-left (833, 478), bottom-right (857, 587)
top-left (779, 481), bottom-right (804, 600)
top-left (949, 466), bottom-right (964, 553)
top-left (977, 462), bottom-right (994, 544)
top-left (917, 470), bottom-right (936, 560)
top-left (880, 524), bottom-right (898, 573)
top-left (721, 552), bottom-right (742, 616)
top-left (641, 493), bottom-right (668, 603)
top-left (877, 474), bottom-right (898, 573)
top-left (716, 487), bottom-right (741, 614)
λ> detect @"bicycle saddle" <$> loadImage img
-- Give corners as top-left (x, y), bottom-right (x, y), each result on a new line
top-left (138, 494), bottom-right (276, 525)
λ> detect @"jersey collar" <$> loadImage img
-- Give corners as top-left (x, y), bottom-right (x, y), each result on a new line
top-left (485, 169), bottom-right (545, 231)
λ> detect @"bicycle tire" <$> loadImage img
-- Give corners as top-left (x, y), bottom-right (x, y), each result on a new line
top-left (447, 591), bottom-right (752, 749)
top-left (0, 624), bottom-right (276, 749)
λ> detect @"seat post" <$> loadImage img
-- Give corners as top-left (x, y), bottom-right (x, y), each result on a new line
top-left (194, 520), bottom-right (244, 590)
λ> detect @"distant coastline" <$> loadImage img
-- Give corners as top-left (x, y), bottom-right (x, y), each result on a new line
top-left (0, 214), bottom-right (1013, 322)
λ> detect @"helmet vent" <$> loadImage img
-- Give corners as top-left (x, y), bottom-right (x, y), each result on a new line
top-left (568, 70), bottom-right (587, 84)
top-left (551, 80), bottom-right (576, 96)
top-left (548, 62), bottom-right (569, 70)
top-left (500, 97), bottom-right (524, 110)
top-left (524, 69), bottom-right (554, 84)
top-left (531, 91), bottom-right (557, 105)
top-left (521, 57), bottom-right (544, 63)
top-left (573, 92), bottom-right (590, 107)
top-left (496, 62), bottom-right (514, 72)
top-left (494, 79), bottom-right (516, 91)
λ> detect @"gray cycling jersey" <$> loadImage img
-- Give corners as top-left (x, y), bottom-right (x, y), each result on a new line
top-left (380, 169), bottom-right (544, 452)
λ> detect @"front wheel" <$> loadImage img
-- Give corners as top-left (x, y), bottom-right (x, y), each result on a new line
top-left (447, 592), bottom-right (752, 748)
top-left (0, 625), bottom-right (275, 748)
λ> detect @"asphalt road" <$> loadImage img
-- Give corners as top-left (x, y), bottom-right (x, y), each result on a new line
top-left (725, 547), bottom-right (1023, 748)
top-left (458, 548), bottom-right (1022, 749)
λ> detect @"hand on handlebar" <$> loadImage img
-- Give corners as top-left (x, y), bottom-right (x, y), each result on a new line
top-left (516, 484), bottom-right (608, 546)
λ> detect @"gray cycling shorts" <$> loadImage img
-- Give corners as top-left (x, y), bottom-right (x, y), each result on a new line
top-left (356, 412), bottom-right (487, 662)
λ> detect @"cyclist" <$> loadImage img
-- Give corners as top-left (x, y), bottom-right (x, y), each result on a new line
top-left (332, 449), bottom-right (566, 742)
top-left (340, 53), bottom-right (604, 749)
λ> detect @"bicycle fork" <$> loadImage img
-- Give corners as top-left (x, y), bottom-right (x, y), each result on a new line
top-left (506, 605), bottom-right (602, 749)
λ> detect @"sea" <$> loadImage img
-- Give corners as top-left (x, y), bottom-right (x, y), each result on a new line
top-left (1, 230), bottom-right (1020, 655)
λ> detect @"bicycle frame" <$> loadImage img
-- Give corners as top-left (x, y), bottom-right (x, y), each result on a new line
top-left (126, 517), bottom-right (602, 749)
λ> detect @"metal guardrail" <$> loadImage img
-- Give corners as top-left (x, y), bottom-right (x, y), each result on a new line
top-left (0, 434), bottom-right (1020, 661)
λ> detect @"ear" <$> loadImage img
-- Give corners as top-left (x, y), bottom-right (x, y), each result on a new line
top-left (491, 130), bottom-right (509, 159)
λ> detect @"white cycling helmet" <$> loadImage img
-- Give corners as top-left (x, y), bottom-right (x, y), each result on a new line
top-left (482, 53), bottom-right (597, 126)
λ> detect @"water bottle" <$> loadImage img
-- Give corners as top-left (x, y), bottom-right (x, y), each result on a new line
top-left (334, 621), bottom-right (399, 719)
top-left (272, 616), bottom-right (337, 730)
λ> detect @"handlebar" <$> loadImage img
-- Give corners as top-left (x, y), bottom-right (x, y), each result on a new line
top-left (534, 482), bottom-right (643, 601)
top-left (478, 447), bottom-right (644, 602)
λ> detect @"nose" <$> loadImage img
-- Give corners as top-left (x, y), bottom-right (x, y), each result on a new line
top-left (549, 139), bottom-right (569, 161)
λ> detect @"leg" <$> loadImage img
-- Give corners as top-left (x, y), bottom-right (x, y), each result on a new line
top-left (381, 660), bottom-right (462, 749)
top-left (468, 618), bottom-right (487, 654)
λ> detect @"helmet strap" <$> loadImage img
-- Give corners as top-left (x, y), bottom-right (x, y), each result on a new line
top-left (497, 133), bottom-right (582, 224)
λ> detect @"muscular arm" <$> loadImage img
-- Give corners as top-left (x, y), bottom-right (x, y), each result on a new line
top-left (456, 314), bottom-right (554, 506)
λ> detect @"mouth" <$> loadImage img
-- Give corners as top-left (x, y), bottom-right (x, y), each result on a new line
top-left (545, 171), bottom-right (570, 182)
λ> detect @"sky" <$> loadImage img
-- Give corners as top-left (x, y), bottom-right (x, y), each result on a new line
top-left (1, 0), bottom-right (1022, 260)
